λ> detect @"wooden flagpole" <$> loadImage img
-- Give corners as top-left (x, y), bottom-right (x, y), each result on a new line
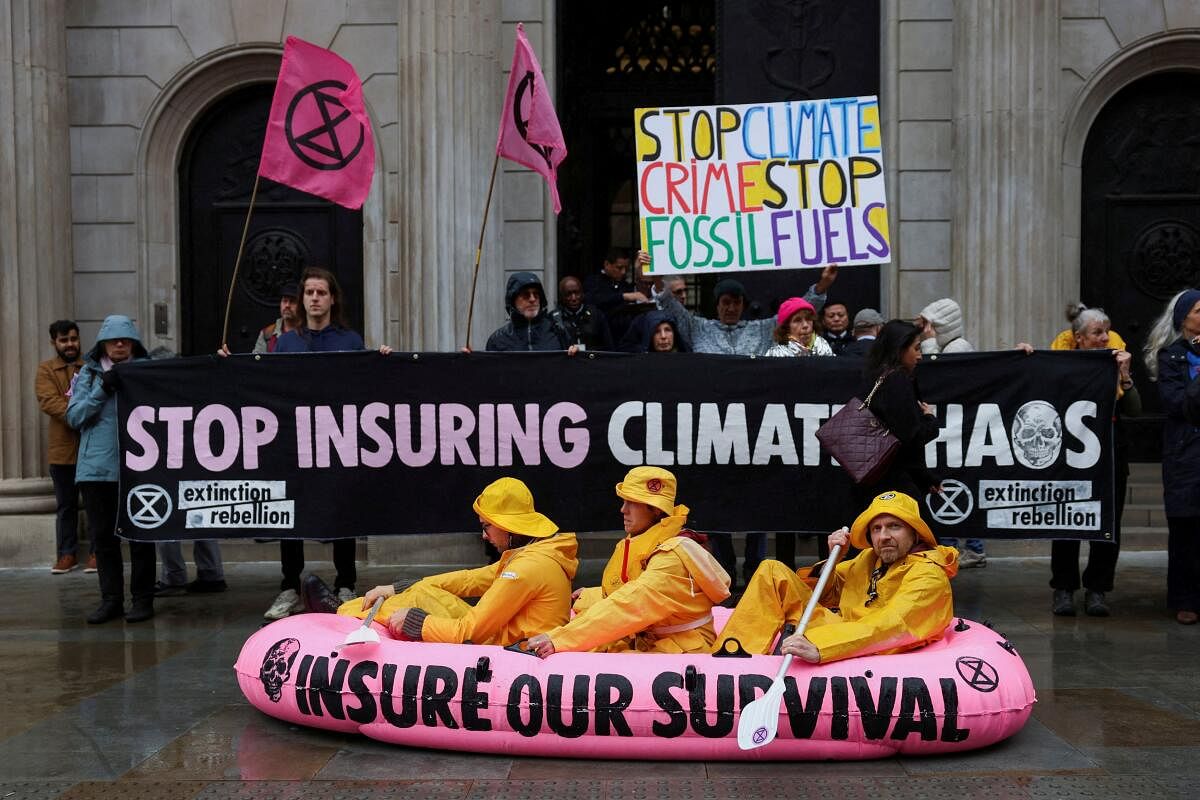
top-left (219, 172), bottom-right (262, 350)
top-left (464, 152), bottom-right (501, 349)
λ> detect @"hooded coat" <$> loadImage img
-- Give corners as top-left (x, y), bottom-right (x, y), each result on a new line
top-left (918, 298), bottom-right (973, 354)
top-left (547, 505), bottom-right (731, 654)
top-left (619, 309), bottom-right (691, 353)
top-left (66, 315), bottom-right (148, 483)
top-left (486, 272), bottom-right (571, 352)
top-left (1157, 338), bottom-right (1200, 517)
top-left (343, 533), bottom-right (580, 646)
top-left (717, 536), bottom-right (959, 663)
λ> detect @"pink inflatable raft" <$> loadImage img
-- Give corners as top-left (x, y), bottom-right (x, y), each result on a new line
top-left (235, 609), bottom-right (1035, 760)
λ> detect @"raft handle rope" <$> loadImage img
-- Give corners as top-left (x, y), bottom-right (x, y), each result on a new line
top-left (475, 656), bottom-right (493, 682)
top-left (954, 618), bottom-right (971, 632)
top-left (713, 637), bottom-right (751, 658)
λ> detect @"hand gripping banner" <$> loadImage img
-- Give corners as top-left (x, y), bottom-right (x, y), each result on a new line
top-left (114, 351), bottom-right (1116, 543)
top-left (258, 36), bottom-right (376, 209)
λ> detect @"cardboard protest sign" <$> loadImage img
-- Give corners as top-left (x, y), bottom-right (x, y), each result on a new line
top-left (636, 96), bottom-right (889, 275)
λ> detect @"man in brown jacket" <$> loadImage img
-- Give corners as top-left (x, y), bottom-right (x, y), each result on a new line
top-left (35, 320), bottom-right (88, 573)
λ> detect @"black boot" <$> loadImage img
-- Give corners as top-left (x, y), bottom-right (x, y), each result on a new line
top-left (125, 597), bottom-right (155, 623)
top-left (302, 574), bottom-right (341, 614)
top-left (87, 598), bottom-right (123, 624)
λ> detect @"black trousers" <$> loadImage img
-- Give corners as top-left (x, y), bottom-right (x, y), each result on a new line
top-left (1168, 516), bottom-right (1200, 613)
top-left (1049, 468), bottom-right (1126, 593)
top-left (80, 481), bottom-right (156, 603)
top-left (49, 463), bottom-right (81, 557)
top-left (280, 539), bottom-right (356, 592)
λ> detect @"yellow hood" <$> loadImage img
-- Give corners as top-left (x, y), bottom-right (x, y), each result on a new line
top-left (501, 532), bottom-right (579, 581)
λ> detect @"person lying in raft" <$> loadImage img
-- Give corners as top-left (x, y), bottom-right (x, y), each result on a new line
top-left (526, 467), bottom-right (730, 657)
top-left (714, 491), bottom-right (958, 663)
top-left (304, 478), bottom-right (578, 645)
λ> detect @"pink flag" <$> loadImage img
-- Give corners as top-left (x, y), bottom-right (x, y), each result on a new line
top-left (259, 37), bottom-right (375, 209)
top-left (497, 23), bottom-right (567, 213)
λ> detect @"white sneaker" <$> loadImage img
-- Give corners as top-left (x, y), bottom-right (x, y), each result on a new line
top-left (958, 548), bottom-right (987, 569)
top-left (336, 587), bottom-right (357, 604)
top-left (264, 589), bottom-right (302, 620)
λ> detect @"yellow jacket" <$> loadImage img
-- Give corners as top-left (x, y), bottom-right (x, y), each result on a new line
top-left (416, 533), bottom-right (579, 645)
top-left (548, 506), bottom-right (731, 654)
top-left (35, 356), bottom-right (82, 465)
top-left (1051, 328), bottom-right (1129, 399)
top-left (803, 545), bottom-right (958, 663)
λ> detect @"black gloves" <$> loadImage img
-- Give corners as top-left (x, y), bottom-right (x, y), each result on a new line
top-left (99, 369), bottom-right (120, 395)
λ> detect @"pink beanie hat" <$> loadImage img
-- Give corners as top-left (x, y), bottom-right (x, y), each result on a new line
top-left (776, 296), bottom-right (815, 327)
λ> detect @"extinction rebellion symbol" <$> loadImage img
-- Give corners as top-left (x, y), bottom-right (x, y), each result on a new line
top-left (955, 656), bottom-right (999, 693)
top-left (286, 80), bottom-right (365, 171)
top-left (126, 484), bottom-right (172, 530)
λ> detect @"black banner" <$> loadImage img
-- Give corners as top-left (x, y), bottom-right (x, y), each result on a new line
top-left (115, 350), bottom-right (1115, 542)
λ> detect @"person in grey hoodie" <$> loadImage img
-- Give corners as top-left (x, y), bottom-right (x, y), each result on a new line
top-left (66, 315), bottom-right (157, 624)
top-left (915, 298), bottom-right (986, 567)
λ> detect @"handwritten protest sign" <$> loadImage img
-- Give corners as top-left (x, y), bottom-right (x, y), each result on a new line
top-left (635, 96), bottom-right (889, 275)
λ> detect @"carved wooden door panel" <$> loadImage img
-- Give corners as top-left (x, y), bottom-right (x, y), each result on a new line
top-left (178, 83), bottom-right (364, 356)
top-left (1081, 72), bottom-right (1200, 461)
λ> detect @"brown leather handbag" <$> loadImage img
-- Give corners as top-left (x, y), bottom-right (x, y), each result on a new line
top-left (816, 375), bottom-right (900, 484)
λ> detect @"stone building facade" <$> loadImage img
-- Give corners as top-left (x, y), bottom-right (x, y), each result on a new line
top-left (2, 0), bottom-right (1197, 563)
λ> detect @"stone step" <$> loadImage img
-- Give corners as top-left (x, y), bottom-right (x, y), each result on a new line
top-left (1121, 502), bottom-right (1168, 528)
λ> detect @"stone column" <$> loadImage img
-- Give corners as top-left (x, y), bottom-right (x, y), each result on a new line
top-left (395, 0), bottom-right (504, 351)
top-left (952, 1), bottom-right (1061, 349)
top-left (0, 0), bottom-right (73, 558)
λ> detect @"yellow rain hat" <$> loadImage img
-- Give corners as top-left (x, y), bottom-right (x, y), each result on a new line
top-left (615, 466), bottom-right (677, 517)
top-left (849, 491), bottom-right (937, 550)
top-left (472, 478), bottom-right (559, 538)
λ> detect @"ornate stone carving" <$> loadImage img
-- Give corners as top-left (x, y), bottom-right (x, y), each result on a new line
top-left (239, 228), bottom-right (308, 306)
top-left (1129, 220), bottom-right (1200, 300)
top-left (607, 6), bottom-right (715, 76)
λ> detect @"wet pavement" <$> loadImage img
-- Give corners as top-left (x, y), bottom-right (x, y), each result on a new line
top-left (1, 550), bottom-right (1198, 799)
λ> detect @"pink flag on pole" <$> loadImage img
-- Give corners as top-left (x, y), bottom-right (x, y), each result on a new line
top-left (497, 23), bottom-right (568, 213)
top-left (259, 36), bottom-right (375, 209)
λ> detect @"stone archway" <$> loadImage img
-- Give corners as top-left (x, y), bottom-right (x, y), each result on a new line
top-left (135, 48), bottom-right (388, 354)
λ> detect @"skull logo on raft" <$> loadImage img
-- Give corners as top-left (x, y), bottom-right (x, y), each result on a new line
top-left (260, 637), bottom-right (301, 702)
top-left (1010, 401), bottom-right (1062, 470)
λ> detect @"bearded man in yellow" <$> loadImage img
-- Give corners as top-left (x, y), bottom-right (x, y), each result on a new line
top-left (715, 491), bottom-right (958, 663)
top-left (526, 467), bottom-right (730, 656)
top-left (307, 478), bottom-right (578, 645)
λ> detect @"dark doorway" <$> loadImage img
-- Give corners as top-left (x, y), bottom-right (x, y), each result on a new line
top-left (179, 83), bottom-right (364, 356)
top-left (1081, 71), bottom-right (1200, 461)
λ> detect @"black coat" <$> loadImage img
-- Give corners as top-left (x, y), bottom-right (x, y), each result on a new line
top-left (854, 369), bottom-right (940, 501)
top-left (550, 303), bottom-right (613, 351)
top-left (486, 272), bottom-right (570, 352)
top-left (1157, 339), bottom-right (1200, 517)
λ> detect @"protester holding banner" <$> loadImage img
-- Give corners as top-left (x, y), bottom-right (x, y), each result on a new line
top-left (306, 478), bottom-right (579, 646)
top-left (485, 272), bottom-right (573, 352)
top-left (854, 320), bottom-right (942, 508)
top-left (550, 276), bottom-right (612, 351)
top-left (66, 315), bottom-right (157, 624)
top-left (1049, 308), bottom-right (1140, 617)
top-left (647, 256), bottom-right (837, 357)
top-left (1145, 288), bottom-right (1200, 624)
top-left (619, 310), bottom-right (690, 353)
top-left (1052, 303), bottom-right (1128, 353)
top-left (714, 491), bottom-right (957, 661)
top-left (764, 297), bottom-right (834, 357)
top-left (820, 302), bottom-right (853, 355)
top-left (526, 467), bottom-right (731, 656)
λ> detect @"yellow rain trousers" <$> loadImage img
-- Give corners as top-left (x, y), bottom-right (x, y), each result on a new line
top-left (546, 505), bottom-right (731, 654)
top-left (716, 544), bottom-right (958, 663)
top-left (337, 533), bottom-right (578, 646)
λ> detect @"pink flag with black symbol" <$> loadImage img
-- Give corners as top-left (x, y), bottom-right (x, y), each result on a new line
top-left (496, 23), bottom-right (567, 213)
top-left (259, 36), bottom-right (375, 209)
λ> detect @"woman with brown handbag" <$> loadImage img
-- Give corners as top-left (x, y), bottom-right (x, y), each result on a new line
top-left (852, 320), bottom-right (943, 509)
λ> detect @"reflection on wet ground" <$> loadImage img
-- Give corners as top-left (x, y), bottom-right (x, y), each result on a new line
top-left (0, 551), bottom-right (1196, 798)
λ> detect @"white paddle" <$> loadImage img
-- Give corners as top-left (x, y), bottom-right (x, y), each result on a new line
top-left (736, 539), bottom-right (844, 750)
top-left (342, 597), bottom-right (385, 646)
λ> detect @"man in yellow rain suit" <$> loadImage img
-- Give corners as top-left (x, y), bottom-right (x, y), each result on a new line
top-left (715, 491), bottom-right (958, 663)
top-left (305, 478), bottom-right (578, 646)
top-left (526, 467), bottom-right (730, 656)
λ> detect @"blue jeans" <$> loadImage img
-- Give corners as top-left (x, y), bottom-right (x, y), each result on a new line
top-left (939, 538), bottom-right (985, 553)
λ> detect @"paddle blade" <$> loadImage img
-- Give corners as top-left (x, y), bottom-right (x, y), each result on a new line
top-left (737, 679), bottom-right (787, 750)
top-left (342, 624), bottom-right (380, 646)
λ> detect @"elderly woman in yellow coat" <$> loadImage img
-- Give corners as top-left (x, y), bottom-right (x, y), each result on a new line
top-left (317, 478), bottom-right (578, 646)
top-left (527, 467), bottom-right (730, 656)
top-left (715, 491), bottom-right (958, 664)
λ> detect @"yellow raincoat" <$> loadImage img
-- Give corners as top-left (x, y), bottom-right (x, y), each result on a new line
top-left (337, 533), bottom-right (578, 645)
top-left (717, 544), bottom-right (959, 663)
top-left (546, 505), bottom-right (731, 654)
